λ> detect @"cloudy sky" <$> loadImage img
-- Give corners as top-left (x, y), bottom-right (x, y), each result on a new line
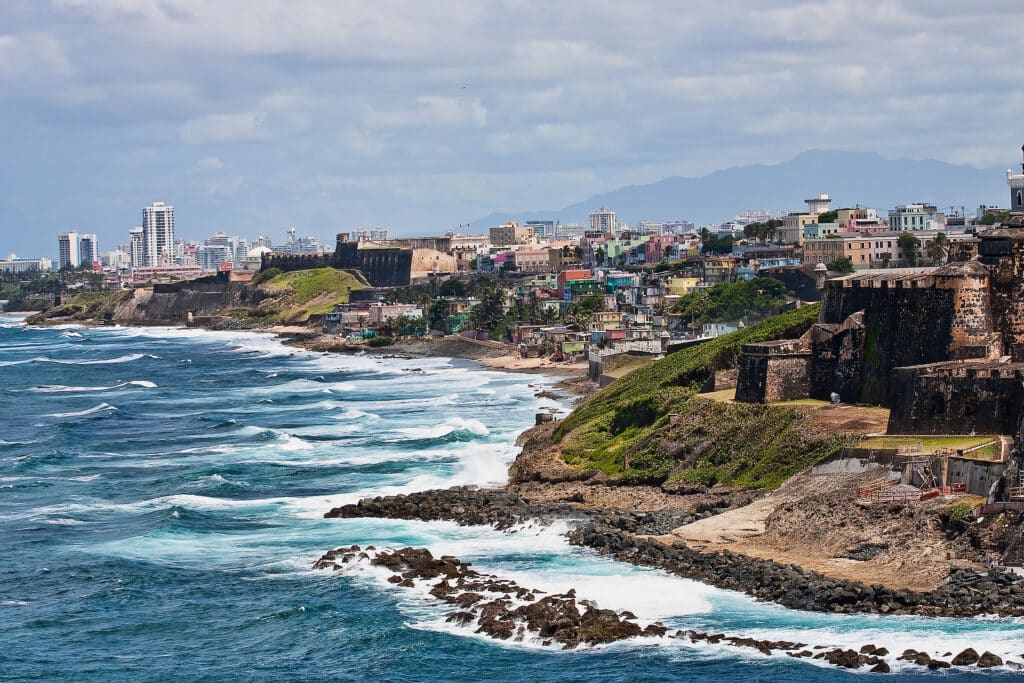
top-left (1, 0), bottom-right (1021, 258)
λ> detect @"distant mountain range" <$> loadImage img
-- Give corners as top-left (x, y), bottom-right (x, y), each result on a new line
top-left (473, 149), bottom-right (1010, 228)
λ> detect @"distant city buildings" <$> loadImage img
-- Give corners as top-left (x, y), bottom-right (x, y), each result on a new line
top-left (1, 254), bottom-right (52, 273)
top-left (142, 201), bottom-right (175, 267)
top-left (274, 227), bottom-right (324, 254)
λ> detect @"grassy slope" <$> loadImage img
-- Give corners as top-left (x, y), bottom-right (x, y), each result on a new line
top-left (553, 304), bottom-right (846, 489)
top-left (232, 268), bottom-right (368, 323)
top-left (558, 305), bottom-right (820, 436)
top-left (32, 290), bottom-right (131, 321)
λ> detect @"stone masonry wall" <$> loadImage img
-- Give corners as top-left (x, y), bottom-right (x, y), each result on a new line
top-left (888, 364), bottom-right (1024, 435)
top-left (821, 279), bottom-right (955, 405)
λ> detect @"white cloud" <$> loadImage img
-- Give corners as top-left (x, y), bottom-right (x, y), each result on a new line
top-left (188, 156), bottom-right (225, 173)
top-left (367, 96), bottom-right (487, 129)
top-left (180, 112), bottom-right (268, 144)
top-left (0, 32), bottom-right (71, 78)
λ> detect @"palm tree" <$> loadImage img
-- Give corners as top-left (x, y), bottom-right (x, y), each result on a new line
top-left (926, 233), bottom-right (949, 264)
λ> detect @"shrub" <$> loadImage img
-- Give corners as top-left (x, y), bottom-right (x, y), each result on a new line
top-left (253, 268), bottom-right (282, 285)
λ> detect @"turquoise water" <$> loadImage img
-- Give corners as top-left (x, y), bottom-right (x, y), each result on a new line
top-left (0, 313), bottom-right (1020, 681)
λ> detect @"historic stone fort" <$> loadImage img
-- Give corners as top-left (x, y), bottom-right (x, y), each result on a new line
top-left (736, 215), bottom-right (1024, 436)
top-left (261, 233), bottom-right (457, 287)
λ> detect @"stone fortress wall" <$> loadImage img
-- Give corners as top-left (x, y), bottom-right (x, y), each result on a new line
top-left (735, 218), bottom-right (1024, 436)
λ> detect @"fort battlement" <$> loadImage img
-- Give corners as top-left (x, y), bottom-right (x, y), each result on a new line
top-left (737, 219), bottom-right (1024, 435)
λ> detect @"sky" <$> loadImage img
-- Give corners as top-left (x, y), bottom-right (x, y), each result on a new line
top-left (1, 0), bottom-right (1022, 259)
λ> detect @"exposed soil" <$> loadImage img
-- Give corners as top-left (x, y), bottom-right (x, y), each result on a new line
top-left (663, 469), bottom-right (981, 591)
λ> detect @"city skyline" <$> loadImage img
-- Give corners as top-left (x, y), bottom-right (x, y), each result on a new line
top-left (1, 1), bottom-right (1020, 258)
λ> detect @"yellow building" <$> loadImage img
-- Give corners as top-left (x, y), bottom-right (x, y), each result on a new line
top-left (667, 276), bottom-right (701, 296)
top-left (778, 213), bottom-right (816, 245)
top-left (803, 236), bottom-right (873, 269)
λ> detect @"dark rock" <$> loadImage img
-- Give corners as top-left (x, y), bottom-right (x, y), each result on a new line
top-left (869, 661), bottom-right (891, 673)
top-left (977, 651), bottom-right (1003, 668)
top-left (951, 648), bottom-right (979, 666)
top-left (823, 648), bottom-right (863, 669)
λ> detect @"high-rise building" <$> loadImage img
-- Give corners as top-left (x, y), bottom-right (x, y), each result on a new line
top-left (589, 207), bottom-right (617, 235)
top-left (196, 244), bottom-right (233, 271)
top-left (128, 227), bottom-right (144, 268)
top-left (58, 231), bottom-right (80, 269)
top-left (79, 233), bottom-right (99, 268)
top-left (142, 201), bottom-right (175, 266)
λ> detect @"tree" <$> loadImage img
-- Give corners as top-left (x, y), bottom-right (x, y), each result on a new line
top-left (671, 277), bottom-right (790, 326)
top-left (925, 232), bottom-right (949, 264)
top-left (427, 299), bottom-right (450, 332)
top-left (438, 278), bottom-right (466, 297)
top-left (877, 252), bottom-right (893, 269)
top-left (469, 288), bottom-right (506, 335)
top-left (817, 210), bottom-right (838, 224)
top-left (826, 257), bottom-right (854, 273)
top-left (898, 232), bottom-right (921, 266)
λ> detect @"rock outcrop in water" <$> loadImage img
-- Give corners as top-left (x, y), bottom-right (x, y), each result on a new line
top-left (313, 544), bottom-right (1021, 672)
top-left (313, 545), bottom-right (662, 649)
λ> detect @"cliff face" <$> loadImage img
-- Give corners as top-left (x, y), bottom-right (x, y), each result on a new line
top-left (28, 268), bottom-right (366, 327)
top-left (111, 279), bottom-right (255, 324)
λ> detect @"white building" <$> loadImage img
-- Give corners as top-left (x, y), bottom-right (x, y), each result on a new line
top-left (888, 203), bottom-right (945, 231)
top-left (102, 250), bottom-right (130, 270)
top-left (804, 193), bottom-right (831, 215)
top-left (1, 254), bottom-right (52, 273)
top-left (1008, 146), bottom-right (1024, 212)
top-left (142, 201), bottom-right (175, 267)
top-left (57, 231), bottom-right (80, 269)
top-left (196, 244), bottom-right (233, 271)
top-left (128, 227), bottom-right (144, 269)
top-left (589, 207), bottom-right (617, 235)
top-left (79, 233), bottom-right (99, 267)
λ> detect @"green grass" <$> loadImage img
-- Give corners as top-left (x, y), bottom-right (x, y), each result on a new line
top-left (557, 304), bottom-right (820, 437)
top-left (42, 290), bottom-right (130, 321)
top-left (252, 268), bottom-right (368, 322)
top-left (551, 305), bottom-right (847, 490)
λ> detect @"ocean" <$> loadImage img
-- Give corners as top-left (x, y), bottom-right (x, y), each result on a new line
top-left (0, 312), bottom-right (1020, 681)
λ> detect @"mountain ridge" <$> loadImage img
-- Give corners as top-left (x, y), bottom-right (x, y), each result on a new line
top-left (472, 149), bottom-right (1008, 228)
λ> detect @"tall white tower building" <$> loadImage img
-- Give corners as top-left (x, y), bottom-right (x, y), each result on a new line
top-left (57, 231), bottom-right (80, 269)
top-left (142, 201), bottom-right (175, 266)
top-left (128, 227), bottom-right (144, 268)
top-left (589, 207), bottom-right (617, 235)
top-left (79, 233), bottom-right (99, 267)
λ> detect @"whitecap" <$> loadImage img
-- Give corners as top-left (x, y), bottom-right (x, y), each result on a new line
top-left (45, 403), bottom-right (117, 418)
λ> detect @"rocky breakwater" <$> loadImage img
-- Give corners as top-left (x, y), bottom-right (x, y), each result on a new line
top-left (313, 545), bottom-right (665, 648)
top-left (572, 522), bottom-right (1024, 618)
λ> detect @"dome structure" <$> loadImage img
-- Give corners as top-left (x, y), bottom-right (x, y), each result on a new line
top-left (246, 246), bottom-right (273, 259)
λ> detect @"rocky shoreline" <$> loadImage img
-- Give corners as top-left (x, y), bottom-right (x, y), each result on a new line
top-left (325, 486), bottom-right (1024, 619)
top-left (312, 542), bottom-right (1018, 672)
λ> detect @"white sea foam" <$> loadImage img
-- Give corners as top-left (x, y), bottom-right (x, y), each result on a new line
top-left (395, 417), bottom-right (490, 440)
top-left (0, 353), bottom-right (154, 367)
top-left (45, 403), bottom-right (117, 418)
top-left (30, 380), bottom-right (156, 393)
